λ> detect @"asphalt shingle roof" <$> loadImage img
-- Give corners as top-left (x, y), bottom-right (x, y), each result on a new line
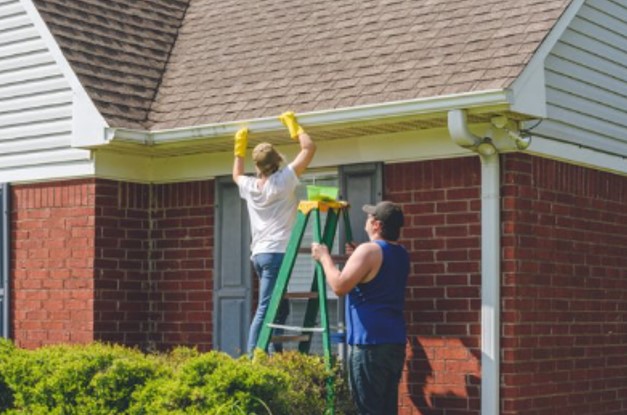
top-left (34, 0), bottom-right (572, 130)
top-left (33, 0), bottom-right (189, 129)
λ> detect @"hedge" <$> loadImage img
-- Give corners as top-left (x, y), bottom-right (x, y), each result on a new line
top-left (0, 339), bottom-right (355, 414)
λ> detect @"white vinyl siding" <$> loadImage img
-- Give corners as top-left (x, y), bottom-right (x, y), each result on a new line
top-left (537, 0), bottom-right (627, 157)
top-left (0, 0), bottom-right (92, 183)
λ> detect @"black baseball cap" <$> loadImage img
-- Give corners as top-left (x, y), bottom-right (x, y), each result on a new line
top-left (362, 201), bottom-right (404, 228)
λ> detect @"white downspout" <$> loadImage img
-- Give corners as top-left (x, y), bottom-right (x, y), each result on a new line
top-left (448, 109), bottom-right (500, 415)
top-left (479, 152), bottom-right (500, 415)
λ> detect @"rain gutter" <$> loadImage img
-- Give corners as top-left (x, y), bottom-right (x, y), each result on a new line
top-left (103, 90), bottom-right (512, 146)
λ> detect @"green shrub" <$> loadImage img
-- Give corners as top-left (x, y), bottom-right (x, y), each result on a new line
top-left (0, 338), bottom-right (17, 411)
top-left (258, 351), bottom-right (356, 415)
top-left (79, 350), bottom-right (165, 414)
top-left (0, 341), bottom-right (356, 414)
top-left (130, 350), bottom-right (291, 414)
top-left (0, 342), bottom-right (162, 415)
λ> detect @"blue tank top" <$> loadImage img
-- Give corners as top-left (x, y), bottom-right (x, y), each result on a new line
top-left (345, 240), bottom-right (410, 345)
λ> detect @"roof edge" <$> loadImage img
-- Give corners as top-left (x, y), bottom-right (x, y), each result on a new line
top-left (100, 89), bottom-right (512, 147)
top-left (510, 0), bottom-right (585, 117)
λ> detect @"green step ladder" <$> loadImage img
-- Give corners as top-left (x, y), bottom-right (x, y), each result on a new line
top-left (256, 200), bottom-right (353, 415)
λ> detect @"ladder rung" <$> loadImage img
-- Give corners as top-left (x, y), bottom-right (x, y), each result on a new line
top-left (284, 292), bottom-right (318, 299)
top-left (267, 323), bottom-right (325, 332)
top-left (271, 335), bottom-right (311, 343)
top-left (298, 247), bottom-right (349, 262)
top-left (297, 248), bottom-right (349, 263)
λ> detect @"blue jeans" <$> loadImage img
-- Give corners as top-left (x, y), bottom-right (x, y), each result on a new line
top-left (247, 253), bottom-right (290, 354)
top-left (348, 343), bottom-right (406, 415)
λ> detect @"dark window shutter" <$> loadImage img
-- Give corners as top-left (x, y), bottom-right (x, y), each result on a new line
top-left (213, 177), bottom-right (251, 356)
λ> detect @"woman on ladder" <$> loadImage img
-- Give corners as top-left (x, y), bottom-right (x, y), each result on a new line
top-left (232, 112), bottom-right (316, 355)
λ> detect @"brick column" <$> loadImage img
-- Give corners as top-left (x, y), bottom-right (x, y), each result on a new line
top-left (386, 158), bottom-right (482, 415)
top-left (12, 179), bottom-right (96, 348)
top-left (501, 154), bottom-right (627, 415)
top-left (11, 178), bottom-right (215, 352)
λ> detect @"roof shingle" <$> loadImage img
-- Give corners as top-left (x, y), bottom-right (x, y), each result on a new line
top-left (148, 0), bottom-right (570, 129)
top-left (34, 0), bottom-right (572, 130)
top-left (34, 0), bottom-right (189, 129)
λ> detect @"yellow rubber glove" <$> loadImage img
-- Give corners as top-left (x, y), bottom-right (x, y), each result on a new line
top-left (279, 111), bottom-right (305, 140)
top-left (234, 127), bottom-right (248, 158)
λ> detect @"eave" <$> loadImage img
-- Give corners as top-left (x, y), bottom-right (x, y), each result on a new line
top-left (85, 90), bottom-right (524, 158)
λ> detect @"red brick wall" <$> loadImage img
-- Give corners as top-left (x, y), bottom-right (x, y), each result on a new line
top-left (93, 179), bottom-right (215, 351)
top-left (12, 179), bottom-right (97, 348)
top-left (149, 181), bottom-right (214, 352)
top-left (501, 154), bottom-right (627, 415)
top-left (11, 156), bottom-right (626, 414)
top-left (386, 158), bottom-right (483, 415)
top-left (93, 180), bottom-right (151, 347)
top-left (11, 178), bottom-right (215, 352)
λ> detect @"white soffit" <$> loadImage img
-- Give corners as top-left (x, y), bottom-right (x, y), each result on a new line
top-left (95, 127), bottom-right (474, 184)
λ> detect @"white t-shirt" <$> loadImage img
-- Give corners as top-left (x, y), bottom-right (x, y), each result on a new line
top-left (237, 165), bottom-right (299, 256)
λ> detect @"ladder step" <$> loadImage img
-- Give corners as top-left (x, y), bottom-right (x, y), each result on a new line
top-left (271, 334), bottom-right (311, 343)
top-left (267, 323), bottom-right (324, 332)
top-left (297, 248), bottom-right (349, 263)
top-left (284, 291), bottom-right (318, 299)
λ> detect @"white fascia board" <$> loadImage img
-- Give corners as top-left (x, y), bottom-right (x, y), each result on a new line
top-left (20, 0), bottom-right (109, 147)
top-left (527, 135), bottom-right (627, 176)
top-left (0, 161), bottom-right (95, 184)
top-left (106, 90), bottom-right (512, 145)
top-left (510, 0), bottom-right (585, 118)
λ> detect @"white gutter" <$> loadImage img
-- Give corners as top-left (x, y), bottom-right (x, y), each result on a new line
top-left (448, 109), bottom-right (501, 415)
top-left (102, 90), bottom-right (511, 146)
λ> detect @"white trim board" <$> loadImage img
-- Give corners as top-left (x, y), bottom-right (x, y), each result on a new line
top-left (526, 135), bottom-right (627, 176)
top-left (0, 160), bottom-right (95, 184)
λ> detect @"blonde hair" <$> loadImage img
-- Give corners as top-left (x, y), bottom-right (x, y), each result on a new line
top-left (252, 142), bottom-right (284, 177)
